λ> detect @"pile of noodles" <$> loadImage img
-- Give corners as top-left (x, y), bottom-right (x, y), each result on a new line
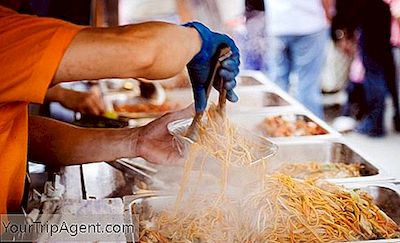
top-left (140, 175), bottom-right (400, 242)
top-left (138, 106), bottom-right (400, 243)
top-left (273, 161), bottom-right (362, 180)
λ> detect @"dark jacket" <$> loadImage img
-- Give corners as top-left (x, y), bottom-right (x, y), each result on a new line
top-left (332, 0), bottom-right (393, 63)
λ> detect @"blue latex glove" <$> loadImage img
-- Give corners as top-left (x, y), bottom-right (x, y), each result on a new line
top-left (183, 22), bottom-right (240, 112)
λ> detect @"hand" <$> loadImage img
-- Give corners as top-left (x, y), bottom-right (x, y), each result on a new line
top-left (66, 88), bottom-right (106, 116)
top-left (135, 105), bottom-right (195, 164)
top-left (46, 86), bottom-right (106, 116)
top-left (183, 22), bottom-right (240, 112)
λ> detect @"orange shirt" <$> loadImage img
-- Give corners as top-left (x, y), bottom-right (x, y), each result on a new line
top-left (0, 6), bottom-right (84, 215)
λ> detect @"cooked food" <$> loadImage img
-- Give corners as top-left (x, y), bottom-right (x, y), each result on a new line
top-left (135, 107), bottom-right (399, 243)
top-left (260, 115), bottom-right (326, 137)
top-left (194, 104), bottom-right (271, 167)
top-left (175, 104), bottom-right (273, 204)
top-left (273, 161), bottom-right (362, 180)
top-left (137, 175), bottom-right (400, 242)
top-left (113, 101), bottom-right (179, 114)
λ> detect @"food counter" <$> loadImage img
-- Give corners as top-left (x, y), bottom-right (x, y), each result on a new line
top-left (28, 70), bottom-right (400, 242)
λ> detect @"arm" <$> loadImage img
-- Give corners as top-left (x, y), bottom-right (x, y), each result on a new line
top-left (176, 0), bottom-right (194, 23)
top-left (53, 21), bottom-right (201, 84)
top-left (45, 85), bottom-right (105, 116)
top-left (28, 115), bottom-right (138, 166)
top-left (28, 106), bottom-right (194, 166)
top-left (321, 0), bottom-right (334, 22)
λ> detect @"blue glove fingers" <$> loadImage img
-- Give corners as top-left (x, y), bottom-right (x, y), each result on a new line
top-left (226, 89), bottom-right (239, 103)
top-left (221, 59), bottom-right (240, 71)
top-left (219, 68), bottom-right (239, 82)
top-left (224, 79), bottom-right (237, 91)
top-left (212, 77), bottom-right (236, 91)
top-left (193, 87), bottom-right (207, 112)
top-left (220, 34), bottom-right (240, 54)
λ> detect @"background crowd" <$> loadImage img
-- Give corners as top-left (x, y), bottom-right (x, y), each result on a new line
top-left (241, 0), bottom-right (400, 138)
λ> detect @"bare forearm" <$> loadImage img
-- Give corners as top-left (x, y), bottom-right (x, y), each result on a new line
top-left (45, 85), bottom-right (64, 103)
top-left (28, 116), bottom-right (139, 166)
top-left (54, 22), bottom-right (201, 84)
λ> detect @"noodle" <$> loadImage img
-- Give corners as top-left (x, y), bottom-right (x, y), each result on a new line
top-left (137, 106), bottom-right (400, 243)
top-left (194, 104), bottom-right (270, 168)
top-left (139, 175), bottom-right (400, 242)
top-left (273, 162), bottom-right (362, 180)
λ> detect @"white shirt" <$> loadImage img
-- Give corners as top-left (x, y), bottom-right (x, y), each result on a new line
top-left (264, 0), bottom-right (329, 36)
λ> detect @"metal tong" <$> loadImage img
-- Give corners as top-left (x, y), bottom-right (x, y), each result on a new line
top-left (186, 45), bottom-right (233, 141)
top-left (107, 158), bottom-right (157, 180)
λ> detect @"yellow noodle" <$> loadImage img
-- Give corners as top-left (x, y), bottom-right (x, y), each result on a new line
top-left (138, 106), bottom-right (400, 243)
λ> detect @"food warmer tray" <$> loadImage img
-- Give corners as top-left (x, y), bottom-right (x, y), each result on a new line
top-left (229, 108), bottom-right (341, 141)
top-left (111, 140), bottom-right (394, 195)
top-left (165, 88), bottom-right (292, 111)
top-left (122, 183), bottom-right (400, 243)
top-left (102, 71), bottom-right (299, 119)
top-left (269, 140), bottom-right (395, 183)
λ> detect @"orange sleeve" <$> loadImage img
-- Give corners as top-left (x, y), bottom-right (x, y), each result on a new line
top-left (0, 6), bottom-right (85, 104)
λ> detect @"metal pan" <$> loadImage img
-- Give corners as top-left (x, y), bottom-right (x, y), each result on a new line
top-left (236, 75), bottom-right (267, 87)
top-left (164, 88), bottom-right (293, 112)
top-left (337, 183), bottom-right (400, 243)
top-left (229, 109), bottom-right (341, 141)
top-left (123, 183), bottom-right (400, 243)
top-left (123, 193), bottom-right (172, 242)
top-left (268, 140), bottom-right (394, 183)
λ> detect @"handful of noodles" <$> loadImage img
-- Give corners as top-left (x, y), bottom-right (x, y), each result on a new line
top-left (188, 104), bottom-right (274, 167)
top-left (273, 161), bottom-right (362, 180)
top-left (139, 175), bottom-right (400, 243)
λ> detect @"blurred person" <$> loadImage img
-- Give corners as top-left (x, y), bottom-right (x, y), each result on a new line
top-left (264, 0), bottom-right (333, 118)
top-left (0, 0), bottom-right (240, 222)
top-left (389, 0), bottom-right (400, 120)
top-left (331, 51), bottom-right (366, 132)
top-left (332, 0), bottom-right (400, 136)
top-left (241, 0), bottom-right (266, 70)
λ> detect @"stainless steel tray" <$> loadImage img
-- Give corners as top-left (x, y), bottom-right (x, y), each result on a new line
top-left (164, 88), bottom-right (293, 113)
top-left (337, 183), bottom-right (400, 243)
top-left (229, 109), bottom-right (341, 140)
top-left (269, 140), bottom-right (394, 183)
top-left (123, 192), bottom-right (171, 242)
top-left (123, 183), bottom-right (400, 243)
top-left (236, 75), bottom-right (267, 87)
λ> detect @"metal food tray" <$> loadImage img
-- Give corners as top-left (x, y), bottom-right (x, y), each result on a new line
top-left (236, 75), bottom-right (267, 87)
top-left (229, 109), bottom-right (341, 140)
top-left (99, 78), bottom-right (141, 95)
top-left (123, 191), bottom-right (171, 242)
top-left (164, 87), bottom-right (293, 113)
top-left (237, 70), bottom-right (270, 88)
top-left (336, 183), bottom-right (400, 243)
top-left (102, 71), bottom-right (299, 118)
top-left (269, 140), bottom-right (395, 183)
top-left (123, 183), bottom-right (400, 243)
